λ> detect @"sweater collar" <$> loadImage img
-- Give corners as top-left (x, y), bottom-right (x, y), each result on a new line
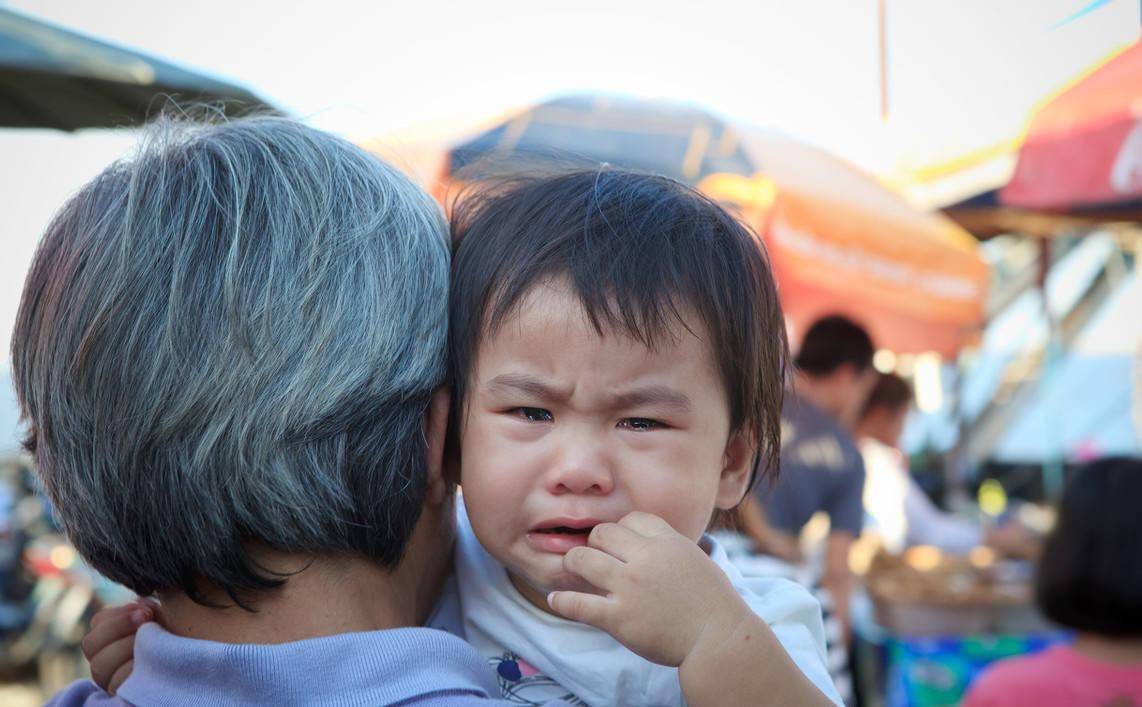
top-left (119, 622), bottom-right (499, 706)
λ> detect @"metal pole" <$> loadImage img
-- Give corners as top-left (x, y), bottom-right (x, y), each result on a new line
top-left (1038, 238), bottom-right (1065, 501)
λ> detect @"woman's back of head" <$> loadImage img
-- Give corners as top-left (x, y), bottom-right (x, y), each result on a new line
top-left (1036, 456), bottom-right (1142, 637)
top-left (11, 115), bottom-right (450, 608)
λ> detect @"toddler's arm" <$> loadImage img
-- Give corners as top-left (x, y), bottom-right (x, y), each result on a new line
top-left (547, 512), bottom-right (836, 707)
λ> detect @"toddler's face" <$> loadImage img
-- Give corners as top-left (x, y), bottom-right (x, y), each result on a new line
top-left (458, 280), bottom-right (753, 610)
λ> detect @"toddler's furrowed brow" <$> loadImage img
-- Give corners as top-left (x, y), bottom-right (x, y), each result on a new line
top-left (485, 373), bottom-right (692, 414)
top-left (606, 386), bottom-right (693, 414)
top-left (486, 373), bottom-right (571, 402)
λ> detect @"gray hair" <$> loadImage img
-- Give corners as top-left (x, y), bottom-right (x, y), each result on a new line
top-left (10, 116), bottom-right (450, 605)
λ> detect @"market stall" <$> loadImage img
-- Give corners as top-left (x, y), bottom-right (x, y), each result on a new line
top-left (864, 547), bottom-right (1067, 706)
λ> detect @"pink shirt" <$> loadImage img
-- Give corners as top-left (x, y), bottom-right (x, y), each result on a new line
top-left (964, 645), bottom-right (1142, 707)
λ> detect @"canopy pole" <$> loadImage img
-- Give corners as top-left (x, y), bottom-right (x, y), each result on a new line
top-left (1038, 238), bottom-right (1066, 501)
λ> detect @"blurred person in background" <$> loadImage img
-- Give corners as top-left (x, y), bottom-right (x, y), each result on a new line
top-left (739, 315), bottom-right (876, 638)
top-left (735, 315), bottom-right (875, 704)
top-left (857, 372), bottom-right (1037, 557)
top-left (962, 456), bottom-right (1142, 707)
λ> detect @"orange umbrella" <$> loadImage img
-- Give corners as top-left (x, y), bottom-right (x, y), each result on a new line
top-left (440, 96), bottom-right (989, 357)
top-left (1001, 40), bottom-right (1142, 209)
top-left (704, 132), bottom-right (988, 358)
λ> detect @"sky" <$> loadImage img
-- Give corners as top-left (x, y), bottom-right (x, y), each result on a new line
top-left (0, 0), bottom-right (1138, 390)
top-left (6, 1), bottom-right (1139, 165)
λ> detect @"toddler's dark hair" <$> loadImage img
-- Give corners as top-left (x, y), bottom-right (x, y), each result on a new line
top-left (449, 168), bottom-right (788, 491)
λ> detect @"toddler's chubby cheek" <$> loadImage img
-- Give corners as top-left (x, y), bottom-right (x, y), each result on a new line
top-left (467, 510), bottom-right (518, 554)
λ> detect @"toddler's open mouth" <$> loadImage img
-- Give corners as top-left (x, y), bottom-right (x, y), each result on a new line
top-left (527, 519), bottom-right (600, 553)
top-left (535, 526), bottom-right (593, 535)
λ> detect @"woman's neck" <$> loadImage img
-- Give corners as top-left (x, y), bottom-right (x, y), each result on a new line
top-left (1073, 633), bottom-right (1142, 665)
top-left (157, 494), bottom-right (457, 645)
top-left (158, 551), bottom-right (422, 645)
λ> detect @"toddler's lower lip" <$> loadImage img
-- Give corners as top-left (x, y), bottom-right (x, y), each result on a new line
top-left (526, 531), bottom-right (591, 554)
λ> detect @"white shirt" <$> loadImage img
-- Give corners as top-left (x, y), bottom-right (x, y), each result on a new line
top-left (860, 437), bottom-right (982, 554)
top-left (448, 502), bottom-right (843, 706)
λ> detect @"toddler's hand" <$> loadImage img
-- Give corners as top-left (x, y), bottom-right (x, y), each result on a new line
top-left (81, 599), bottom-right (157, 694)
top-left (547, 511), bottom-right (751, 667)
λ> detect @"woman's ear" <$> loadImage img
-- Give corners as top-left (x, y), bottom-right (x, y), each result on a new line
top-left (423, 387), bottom-right (451, 505)
top-left (715, 432), bottom-right (756, 510)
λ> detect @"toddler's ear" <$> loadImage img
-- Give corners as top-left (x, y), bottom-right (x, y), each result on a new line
top-left (424, 387), bottom-right (452, 504)
top-left (443, 442), bottom-right (461, 487)
top-left (715, 432), bottom-right (755, 510)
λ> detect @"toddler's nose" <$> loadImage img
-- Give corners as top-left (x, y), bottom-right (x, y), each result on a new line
top-left (546, 448), bottom-right (614, 496)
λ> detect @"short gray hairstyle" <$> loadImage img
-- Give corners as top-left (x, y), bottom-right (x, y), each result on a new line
top-left (10, 116), bottom-right (450, 605)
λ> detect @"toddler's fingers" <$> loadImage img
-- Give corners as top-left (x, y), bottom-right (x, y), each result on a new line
top-left (617, 511), bottom-right (673, 536)
top-left (136, 597), bottom-right (166, 628)
top-left (562, 546), bottom-right (623, 589)
top-left (587, 522), bottom-right (642, 561)
top-left (82, 605), bottom-right (151, 661)
top-left (88, 602), bottom-right (136, 629)
top-left (89, 635), bottom-right (136, 693)
top-left (547, 590), bottom-right (612, 629)
top-left (135, 597), bottom-right (161, 613)
top-left (107, 659), bottom-right (134, 696)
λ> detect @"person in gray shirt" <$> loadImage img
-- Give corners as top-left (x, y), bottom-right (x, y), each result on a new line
top-left (764, 398), bottom-right (867, 542)
top-left (739, 315), bottom-right (876, 639)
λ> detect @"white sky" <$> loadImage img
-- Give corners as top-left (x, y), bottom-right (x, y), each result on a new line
top-left (0, 0), bottom-right (1139, 360)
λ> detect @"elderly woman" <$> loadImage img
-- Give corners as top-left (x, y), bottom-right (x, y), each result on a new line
top-left (12, 117), bottom-right (512, 705)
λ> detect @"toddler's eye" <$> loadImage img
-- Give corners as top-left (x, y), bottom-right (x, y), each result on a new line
top-left (619, 417), bottom-right (663, 431)
top-left (511, 407), bottom-right (553, 423)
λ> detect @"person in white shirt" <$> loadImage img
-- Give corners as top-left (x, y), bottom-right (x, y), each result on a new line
top-left (857, 373), bottom-right (1034, 555)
